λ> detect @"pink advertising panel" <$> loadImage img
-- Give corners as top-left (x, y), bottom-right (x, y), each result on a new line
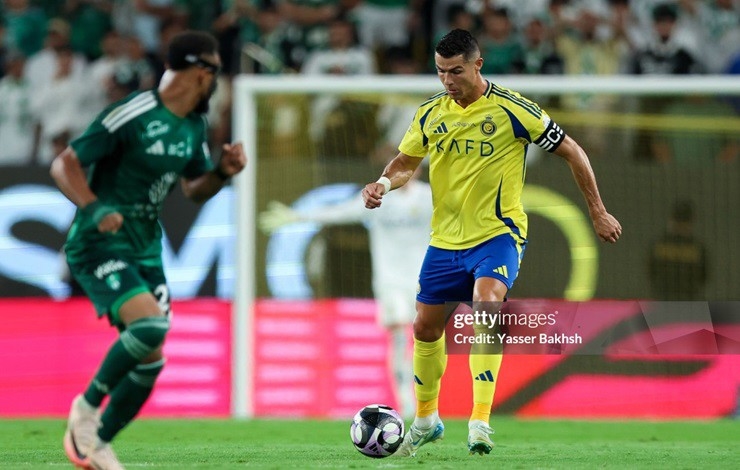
top-left (0, 298), bottom-right (231, 417)
top-left (1, 299), bottom-right (738, 419)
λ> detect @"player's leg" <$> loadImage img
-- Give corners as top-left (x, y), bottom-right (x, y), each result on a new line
top-left (64, 258), bottom-right (169, 467)
top-left (64, 260), bottom-right (158, 465)
top-left (395, 301), bottom-right (448, 457)
top-left (84, 293), bottom-right (168, 408)
top-left (465, 234), bottom-right (526, 455)
top-left (88, 292), bottom-right (167, 470)
top-left (92, 271), bottom-right (172, 467)
top-left (396, 246), bottom-right (471, 457)
top-left (411, 301), bottom-right (448, 426)
top-left (378, 291), bottom-right (415, 418)
top-left (467, 277), bottom-right (506, 455)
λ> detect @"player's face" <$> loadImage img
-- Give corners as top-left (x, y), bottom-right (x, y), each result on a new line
top-left (435, 53), bottom-right (483, 106)
top-left (193, 53), bottom-right (222, 114)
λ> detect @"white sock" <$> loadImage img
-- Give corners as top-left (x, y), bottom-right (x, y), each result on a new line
top-left (391, 328), bottom-right (413, 417)
top-left (469, 419), bottom-right (489, 429)
top-left (79, 396), bottom-right (98, 412)
top-left (413, 410), bottom-right (439, 429)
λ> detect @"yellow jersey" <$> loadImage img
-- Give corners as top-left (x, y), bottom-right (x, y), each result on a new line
top-left (399, 81), bottom-right (565, 249)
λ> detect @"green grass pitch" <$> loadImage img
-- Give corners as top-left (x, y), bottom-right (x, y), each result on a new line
top-left (1, 417), bottom-right (738, 469)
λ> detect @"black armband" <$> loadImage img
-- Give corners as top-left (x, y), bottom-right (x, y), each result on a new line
top-left (534, 118), bottom-right (565, 152)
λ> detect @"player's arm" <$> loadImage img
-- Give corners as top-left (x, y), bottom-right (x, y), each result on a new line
top-left (181, 142), bottom-right (247, 203)
top-left (362, 152), bottom-right (422, 209)
top-left (553, 135), bottom-right (622, 243)
top-left (260, 196), bottom-right (365, 233)
top-left (50, 146), bottom-right (123, 234)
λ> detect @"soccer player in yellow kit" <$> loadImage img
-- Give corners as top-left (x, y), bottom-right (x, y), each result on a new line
top-left (362, 29), bottom-right (621, 456)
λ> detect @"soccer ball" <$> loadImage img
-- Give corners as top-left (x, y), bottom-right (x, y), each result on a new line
top-left (350, 404), bottom-right (405, 458)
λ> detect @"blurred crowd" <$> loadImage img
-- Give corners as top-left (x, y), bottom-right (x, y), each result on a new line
top-left (0, 0), bottom-right (738, 166)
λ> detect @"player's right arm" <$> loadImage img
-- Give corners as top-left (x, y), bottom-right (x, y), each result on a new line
top-left (50, 147), bottom-right (123, 234)
top-left (362, 152), bottom-right (422, 209)
top-left (259, 195), bottom-right (366, 234)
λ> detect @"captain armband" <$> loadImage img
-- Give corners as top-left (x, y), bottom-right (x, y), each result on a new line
top-left (534, 118), bottom-right (565, 152)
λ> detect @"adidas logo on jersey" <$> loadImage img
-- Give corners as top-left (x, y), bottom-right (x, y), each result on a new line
top-left (433, 122), bottom-right (448, 134)
top-left (492, 265), bottom-right (508, 278)
top-left (474, 370), bottom-right (495, 382)
top-left (145, 140), bottom-right (165, 155)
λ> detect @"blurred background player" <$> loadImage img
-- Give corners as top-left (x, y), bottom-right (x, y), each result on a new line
top-left (648, 199), bottom-right (707, 300)
top-left (50, 31), bottom-right (246, 469)
top-left (362, 29), bottom-right (621, 457)
top-left (260, 166), bottom-right (433, 418)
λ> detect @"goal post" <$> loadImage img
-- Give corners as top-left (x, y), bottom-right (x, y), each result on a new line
top-left (231, 74), bottom-right (740, 418)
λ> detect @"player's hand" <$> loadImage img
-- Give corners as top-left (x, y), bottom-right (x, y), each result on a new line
top-left (217, 142), bottom-right (247, 178)
top-left (259, 201), bottom-right (300, 234)
top-left (82, 200), bottom-right (123, 234)
top-left (362, 183), bottom-right (386, 209)
top-left (592, 212), bottom-right (622, 243)
top-left (98, 212), bottom-right (124, 234)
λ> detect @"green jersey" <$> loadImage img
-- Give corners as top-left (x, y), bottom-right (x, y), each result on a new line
top-left (66, 90), bottom-right (214, 265)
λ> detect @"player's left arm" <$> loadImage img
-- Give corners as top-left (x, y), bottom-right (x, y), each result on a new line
top-left (181, 142), bottom-right (247, 203)
top-left (553, 135), bottom-right (622, 243)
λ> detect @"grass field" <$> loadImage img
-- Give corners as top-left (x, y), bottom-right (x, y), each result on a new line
top-left (1, 417), bottom-right (738, 469)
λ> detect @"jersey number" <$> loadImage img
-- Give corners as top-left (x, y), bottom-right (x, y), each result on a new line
top-left (153, 284), bottom-right (171, 318)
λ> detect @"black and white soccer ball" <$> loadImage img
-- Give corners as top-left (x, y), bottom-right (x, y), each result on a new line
top-left (350, 404), bottom-right (405, 458)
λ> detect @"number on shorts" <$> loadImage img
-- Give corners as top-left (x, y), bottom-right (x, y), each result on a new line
top-left (153, 284), bottom-right (172, 319)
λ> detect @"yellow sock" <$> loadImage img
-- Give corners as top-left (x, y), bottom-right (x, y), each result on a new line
top-left (417, 397), bottom-right (438, 418)
top-left (471, 402), bottom-right (491, 423)
top-left (413, 335), bottom-right (447, 417)
top-left (469, 352), bottom-right (502, 422)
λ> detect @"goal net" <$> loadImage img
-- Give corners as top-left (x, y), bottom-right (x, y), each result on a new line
top-left (231, 75), bottom-right (740, 416)
top-left (234, 75), bottom-right (740, 302)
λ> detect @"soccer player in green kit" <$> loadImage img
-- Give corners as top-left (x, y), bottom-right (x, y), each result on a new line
top-left (50, 31), bottom-right (246, 470)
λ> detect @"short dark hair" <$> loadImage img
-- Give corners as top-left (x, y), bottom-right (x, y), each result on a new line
top-left (652, 3), bottom-right (678, 22)
top-left (435, 29), bottom-right (479, 61)
top-left (167, 30), bottom-right (219, 70)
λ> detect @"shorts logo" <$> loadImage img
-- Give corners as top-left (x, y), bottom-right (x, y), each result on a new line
top-left (480, 115), bottom-right (496, 136)
top-left (94, 259), bottom-right (128, 280)
top-left (493, 265), bottom-right (508, 278)
top-left (106, 273), bottom-right (121, 291)
top-left (416, 282), bottom-right (421, 294)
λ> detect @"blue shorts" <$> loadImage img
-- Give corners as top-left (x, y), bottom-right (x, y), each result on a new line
top-left (416, 234), bottom-right (526, 305)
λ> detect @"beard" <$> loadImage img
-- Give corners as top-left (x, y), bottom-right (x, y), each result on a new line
top-left (195, 78), bottom-right (218, 114)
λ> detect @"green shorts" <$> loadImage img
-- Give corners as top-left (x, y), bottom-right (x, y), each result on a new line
top-left (68, 254), bottom-right (169, 327)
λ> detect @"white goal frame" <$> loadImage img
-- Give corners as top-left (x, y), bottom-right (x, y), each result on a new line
top-left (230, 74), bottom-right (740, 418)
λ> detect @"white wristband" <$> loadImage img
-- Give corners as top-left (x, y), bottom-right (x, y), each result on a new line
top-left (376, 176), bottom-right (391, 194)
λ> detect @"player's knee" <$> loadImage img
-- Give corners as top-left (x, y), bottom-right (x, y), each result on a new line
top-left (473, 278), bottom-right (508, 302)
top-left (413, 316), bottom-right (444, 342)
top-left (121, 316), bottom-right (171, 360)
top-left (142, 345), bottom-right (165, 363)
top-left (137, 357), bottom-right (166, 376)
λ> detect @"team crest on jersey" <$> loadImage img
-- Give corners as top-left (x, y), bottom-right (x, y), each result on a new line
top-left (106, 273), bottom-right (121, 291)
top-left (480, 115), bottom-right (496, 136)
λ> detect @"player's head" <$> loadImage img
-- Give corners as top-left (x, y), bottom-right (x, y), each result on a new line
top-left (167, 30), bottom-right (221, 114)
top-left (434, 29), bottom-right (483, 103)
